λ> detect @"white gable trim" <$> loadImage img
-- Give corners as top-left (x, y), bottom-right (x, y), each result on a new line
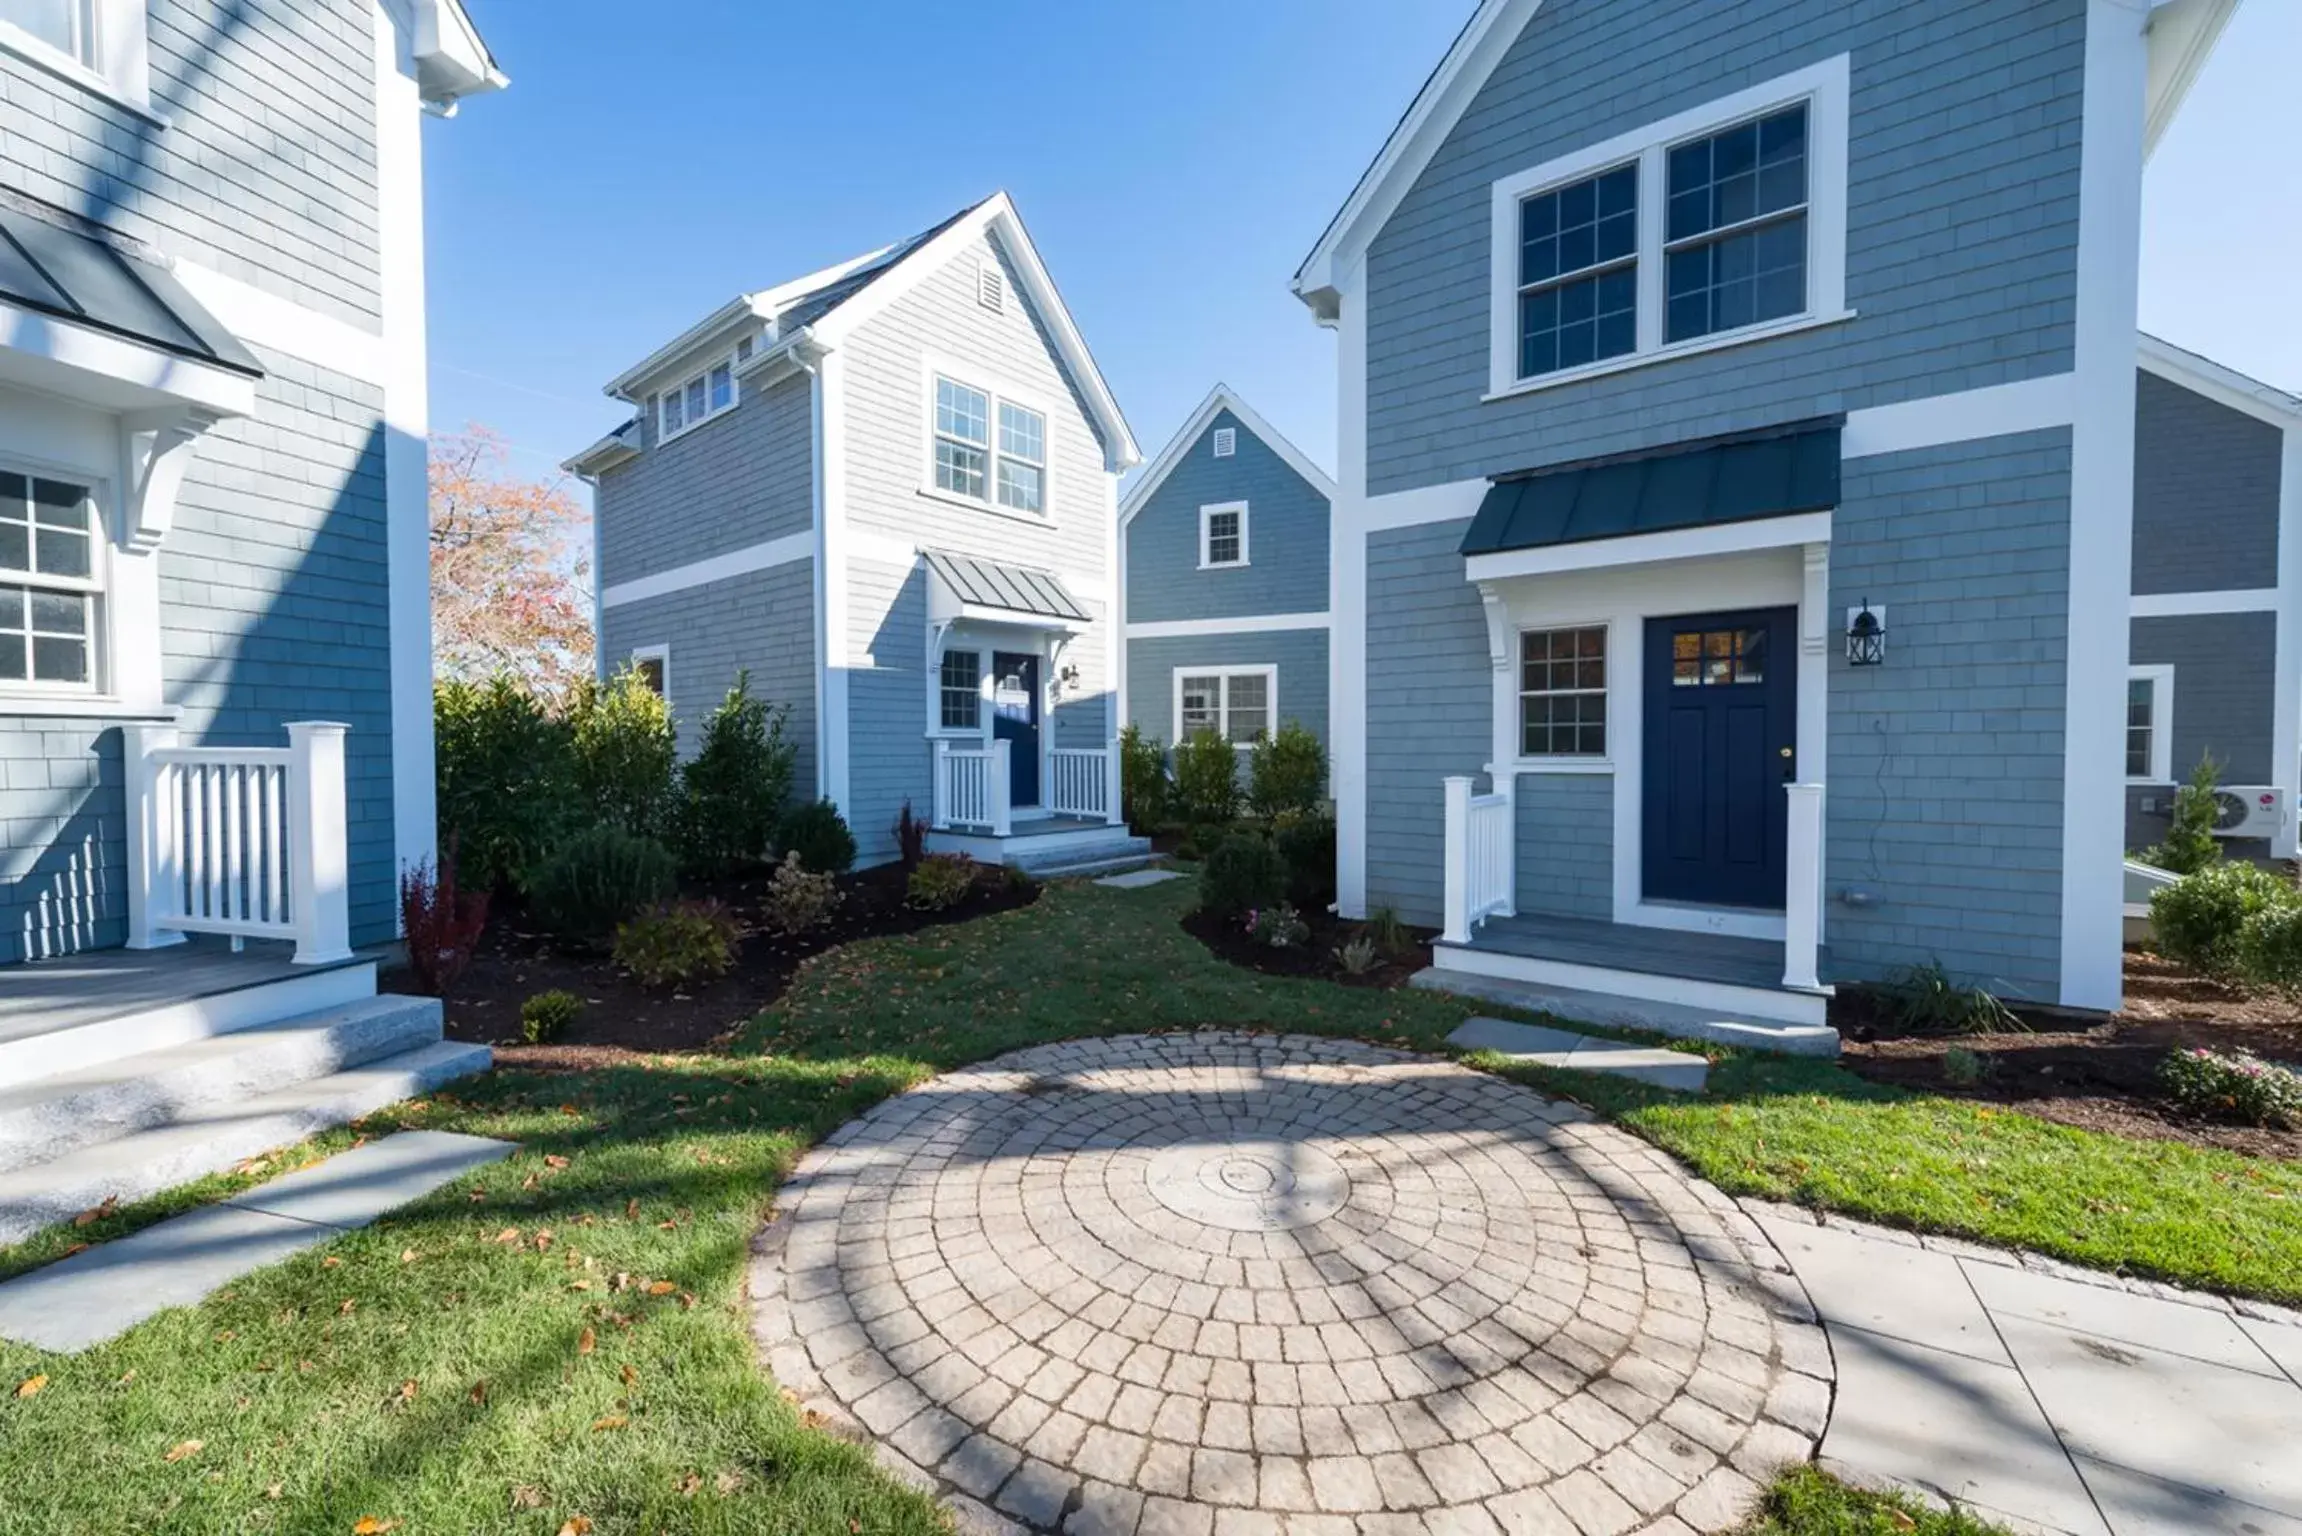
top-left (811, 193), bottom-right (1140, 472)
top-left (2138, 333), bottom-right (2302, 428)
top-left (1119, 384), bottom-right (1338, 528)
top-left (2145, 0), bottom-right (2239, 157)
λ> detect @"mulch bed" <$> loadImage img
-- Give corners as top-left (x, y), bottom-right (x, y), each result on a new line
top-left (1835, 950), bottom-right (2302, 1159)
top-left (386, 862), bottom-right (1038, 1053)
top-left (1180, 905), bottom-right (1435, 989)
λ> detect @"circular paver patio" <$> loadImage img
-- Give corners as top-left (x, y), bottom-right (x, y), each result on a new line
top-left (751, 1032), bottom-right (1832, 1535)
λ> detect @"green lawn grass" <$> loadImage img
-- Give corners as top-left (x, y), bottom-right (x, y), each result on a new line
top-left (0, 874), bottom-right (2288, 1532)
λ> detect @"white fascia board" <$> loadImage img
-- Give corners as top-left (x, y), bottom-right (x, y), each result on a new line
top-left (561, 427), bottom-right (639, 478)
top-left (410, 0), bottom-right (507, 111)
top-left (602, 295), bottom-right (765, 403)
top-left (1292, 0), bottom-right (1544, 316)
top-left (1463, 512), bottom-right (1830, 583)
top-left (1120, 384), bottom-right (1337, 528)
top-left (2144, 0), bottom-right (2239, 157)
top-left (2138, 332), bottom-right (2302, 428)
top-left (812, 192), bottom-right (1141, 471)
top-left (1127, 613), bottom-right (1330, 639)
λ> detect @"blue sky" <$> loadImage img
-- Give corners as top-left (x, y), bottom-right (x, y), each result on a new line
top-left (422, 1), bottom-right (2299, 500)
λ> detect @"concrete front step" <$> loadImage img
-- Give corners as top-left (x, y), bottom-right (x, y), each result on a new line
top-left (0, 996), bottom-right (445, 1176)
top-left (1019, 849), bottom-right (1163, 881)
top-left (1005, 836), bottom-right (1155, 879)
top-left (0, 1040), bottom-right (492, 1246)
top-left (1411, 968), bottom-right (1842, 1057)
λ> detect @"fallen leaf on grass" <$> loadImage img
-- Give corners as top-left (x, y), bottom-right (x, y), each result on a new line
top-left (715, 1470), bottom-right (744, 1494)
top-left (163, 1439), bottom-right (203, 1463)
top-left (351, 1519), bottom-right (400, 1534)
top-left (509, 1485), bottom-right (542, 1509)
top-left (544, 1154), bottom-right (570, 1169)
top-left (15, 1375), bottom-right (47, 1398)
top-left (619, 1363), bottom-right (638, 1387)
top-left (556, 1519), bottom-right (592, 1536)
top-left (590, 1414), bottom-right (625, 1432)
top-left (624, 1198), bottom-right (639, 1220)
top-left (338, 1299), bottom-right (356, 1316)
top-left (399, 1249), bottom-right (419, 1264)
top-left (577, 1327), bottom-right (595, 1355)
top-left (568, 1280), bottom-right (591, 1292)
top-left (647, 1280), bottom-right (676, 1296)
top-left (1888, 1513), bottom-right (1916, 1533)
top-left (322, 1257), bottom-right (341, 1269)
top-left (469, 1380), bottom-right (488, 1405)
top-left (676, 1472), bottom-right (702, 1496)
top-left (60, 1242), bottom-right (87, 1258)
top-left (265, 1483), bottom-right (282, 1500)
top-left (72, 1195), bottom-right (119, 1227)
top-left (393, 1379), bottom-right (418, 1406)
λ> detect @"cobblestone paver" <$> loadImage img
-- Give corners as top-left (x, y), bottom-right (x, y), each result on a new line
top-left (752, 1032), bottom-right (1829, 1535)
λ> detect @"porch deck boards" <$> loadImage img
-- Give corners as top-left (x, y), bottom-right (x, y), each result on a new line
top-left (0, 940), bottom-right (364, 1044)
top-left (1454, 911), bottom-right (1820, 993)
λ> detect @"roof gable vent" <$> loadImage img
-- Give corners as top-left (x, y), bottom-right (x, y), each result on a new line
top-left (976, 261), bottom-right (1005, 314)
top-left (1212, 426), bottom-right (1237, 458)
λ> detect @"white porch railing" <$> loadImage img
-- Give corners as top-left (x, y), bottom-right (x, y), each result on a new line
top-left (933, 738), bottom-right (1011, 836)
top-left (123, 721), bottom-right (352, 965)
top-left (1783, 782), bottom-right (1824, 991)
top-left (1047, 748), bottom-right (1117, 822)
top-left (1441, 774), bottom-right (1516, 945)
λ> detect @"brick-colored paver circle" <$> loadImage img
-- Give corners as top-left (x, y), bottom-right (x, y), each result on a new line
top-left (752, 1032), bottom-right (1831, 1535)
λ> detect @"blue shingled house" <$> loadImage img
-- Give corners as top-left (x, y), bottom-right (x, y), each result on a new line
top-left (1292, 0), bottom-right (2245, 1029)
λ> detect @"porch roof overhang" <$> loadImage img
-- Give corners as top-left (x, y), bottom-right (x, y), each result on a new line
top-left (924, 548), bottom-right (1092, 633)
top-left (1459, 417), bottom-right (1841, 564)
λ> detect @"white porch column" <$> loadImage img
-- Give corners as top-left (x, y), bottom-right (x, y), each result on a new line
top-left (1782, 782), bottom-right (1825, 991)
top-left (932, 738), bottom-right (952, 830)
top-left (286, 721), bottom-right (353, 965)
top-left (1441, 774), bottom-right (1473, 945)
top-left (990, 738), bottom-right (1013, 838)
top-left (1104, 734), bottom-right (1124, 827)
top-left (122, 723), bottom-right (185, 951)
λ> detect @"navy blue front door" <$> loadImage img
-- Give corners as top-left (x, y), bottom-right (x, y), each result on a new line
top-left (992, 652), bottom-right (1041, 807)
top-left (1642, 608), bottom-right (1797, 909)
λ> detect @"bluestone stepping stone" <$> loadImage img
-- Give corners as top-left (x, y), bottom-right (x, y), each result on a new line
top-left (1094, 868), bottom-right (1180, 889)
top-left (0, 1129), bottom-right (514, 1352)
top-left (1446, 1015), bottom-right (1708, 1091)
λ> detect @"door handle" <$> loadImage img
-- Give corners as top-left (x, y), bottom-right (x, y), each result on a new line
top-left (1779, 745), bottom-right (1795, 781)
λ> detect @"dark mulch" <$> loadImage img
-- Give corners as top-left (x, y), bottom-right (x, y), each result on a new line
top-left (386, 862), bottom-right (1039, 1053)
top-left (1180, 905), bottom-right (1434, 989)
top-left (1836, 950), bottom-right (2302, 1159)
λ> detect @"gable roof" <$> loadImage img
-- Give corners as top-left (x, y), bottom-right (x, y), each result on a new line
top-left (2139, 332), bottom-right (2302, 427)
top-left (1292, 0), bottom-right (2242, 320)
top-left (601, 194), bottom-right (1138, 471)
top-left (1118, 385), bottom-right (1337, 528)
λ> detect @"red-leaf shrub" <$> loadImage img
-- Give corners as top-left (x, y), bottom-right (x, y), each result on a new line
top-left (400, 854), bottom-right (490, 997)
top-left (892, 798), bottom-right (929, 870)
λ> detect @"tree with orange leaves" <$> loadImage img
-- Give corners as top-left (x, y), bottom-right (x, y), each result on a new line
top-left (429, 425), bottom-right (594, 693)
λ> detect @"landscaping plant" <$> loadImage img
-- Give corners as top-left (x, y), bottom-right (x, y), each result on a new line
top-left (1247, 721), bottom-right (1327, 819)
top-left (1333, 933), bottom-right (1382, 976)
top-left (1118, 723), bottom-right (1170, 828)
top-left (2151, 859), bottom-right (2299, 980)
top-left (1941, 1047), bottom-right (1991, 1087)
top-left (1366, 906), bottom-right (1411, 956)
top-left (671, 670), bottom-right (793, 875)
top-left (568, 663), bottom-right (678, 838)
top-left (762, 853), bottom-right (844, 935)
top-left (2159, 1046), bottom-right (2302, 1129)
top-left (613, 898), bottom-right (741, 987)
top-left (779, 799), bottom-right (858, 874)
top-left (1274, 809), bottom-right (1338, 910)
top-left (518, 988), bottom-right (583, 1044)
top-left (397, 854), bottom-right (489, 997)
top-left (905, 853), bottom-right (976, 911)
top-left (433, 673), bottom-right (577, 893)
top-left (1171, 727), bottom-right (1241, 825)
top-left (1199, 830), bottom-right (1286, 919)
top-left (892, 799), bottom-right (929, 870)
top-left (2239, 899), bottom-right (2302, 996)
top-left (526, 823), bottom-right (677, 940)
top-left (2140, 751), bottom-right (2224, 876)
top-left (1878, 960), bottom-right (2023, 1035)
top-left (1245, 903), bottom-right (1309, 949)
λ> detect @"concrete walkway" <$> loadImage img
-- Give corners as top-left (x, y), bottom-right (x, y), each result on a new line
top-left (1749, 1203), bottom-right (2302, 1536)
top-left (0, 1129), bottom-right (512, 1352)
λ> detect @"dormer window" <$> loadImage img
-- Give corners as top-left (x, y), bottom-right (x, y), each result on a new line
top-left (656, 354), bottom-right (738, 443)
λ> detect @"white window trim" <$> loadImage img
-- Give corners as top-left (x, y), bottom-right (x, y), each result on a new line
top-left (0, 458), bottom-right (111, 703)
top-left (1199, 500), bottom-right (1250, 570)
top-left (0, 0), bottom-right (159, 125)
top-left (629, 643), bottom-right (669, 697)
top-left (1514, 620), bottom-right (1612, 768)
top-left (2127, 663), bottom-right (2174, 784)
top-left (654, 353), bottom-right (740, 444)
top-left (917, 355), bottom-right (1056, 525)
top-left (1485, 53), bottom-right (1852, 401)
top-left (1172, 663), bottom-right (1277, 750)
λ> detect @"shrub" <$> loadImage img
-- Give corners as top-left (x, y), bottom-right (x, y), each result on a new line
top-left (1172, 728), bottom-right (1240, 826)
top-left (1877, 960), bottom-right (2023, 1035)
top-left (1000, 865), bottom-right (1039, 898)
top-left (2241, 901), bottom-right (2302, 996)
top-left (1941, 1047), bottom-right (1992, 1087)
top-left (398, 855), bottom-right (489, 997)
top-left (671, 671), bottom-right (793, 875)
top-left (1248, 722), bottom-right (1327, 820)
top-left (892, 799), bottom-right (930, 870)
top-left (2159, 1046), bottom-right (2302, 1129)
top-left (613, 899), bottom-right (740, 988)
top-left (1119, 724), bottom-right (1171, 828)
top-left (1247, 903), bottom-right (1310, 949)
top-left (2141, 752), bottom-right (2224, 876)
top-left (778, 799), bottom-right (857, 874)
top-left (1274, 811), bottom-right (1337, 911)
top-left (568, 665), bottom-right (678, 837)
top-left (1200, 831), bottom-right (1285, 920)
top-left (1333, 933), bottom-right (1381, 976)
top-left (906, 853), bottom-right (976, 911)
top-left (761, 853), bottom-right (843, 936)
top-left (520, 989), bottom-right (583, 1044)
top-left (1366, 906), bottom-right (1410, 957)
top-left (434, 675), bottom-right (577, 893)
top-left (527, 824), bottom-right (677, 940)
top-left (2151, 860), bottom-right (2299, 980)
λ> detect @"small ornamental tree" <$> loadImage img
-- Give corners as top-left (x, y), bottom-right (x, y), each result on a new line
top-left (1172, 728), bottom-right (1241, 826)
top-left (399, 854), bottom-right (489, 997)
top-left (569, 664), bottom-right (678, 838)
top-left (2144, 752), bottom-right (2224, 876)
top-left (1248, 722), bottom-right (1326, 820)
top-left (672, 671), bottom-right (794, 874)
top-left (1119, 725), bottom-right (1170, 828)
top-left (433, 674), bottom-right (577, 894)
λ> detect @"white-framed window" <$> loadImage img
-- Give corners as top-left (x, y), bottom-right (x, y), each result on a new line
top-left (629, 645), bottom-right (668, 698)
top-left (1487, 54), bottom-right (1850, 398)
top-left (0, 468), bottom-right (101, 691)
top-left (930, 370), bottom-right (1049, 518)
top-left (655, 355), bottom-right (738, 443)
top-left (0, 0), bottom-right (149, 111)
top-left (1174, 665), bottom-right (1274, 747)
top-left (1200, 501), bottom-right (1248, 569)
top-left (938, 648), bottom-right (982, 732)
top-left (1519, 625), bottom-right (1607, 758)
top-left (2127, 665), bottom-right (2174, 784)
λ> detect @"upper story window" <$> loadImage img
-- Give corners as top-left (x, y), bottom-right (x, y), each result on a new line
top-left (655, 356), bottom-right (737, 443)
top-left (1200, 500), bottom-right (1248, 569)
top-left (2, 0), bottom-right (91, 62)
top-left (0, 469), bottom-right (99, 690)
top-left (1487, 55), bottom-right (1849, 397)
top-left (2127, 666), bottom-right (2173, 783)
top-left (932, 372), bottom-right (1049, 517)
top-left (0, 0), bottom-right (151, 115)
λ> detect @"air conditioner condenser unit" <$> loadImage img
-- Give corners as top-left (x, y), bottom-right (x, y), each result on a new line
top-left (2209, 786), bottom-right (2288, 839)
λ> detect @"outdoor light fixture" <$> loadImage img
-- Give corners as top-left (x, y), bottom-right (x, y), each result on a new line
top-left (1845, 601), bottom-right (1886, 666)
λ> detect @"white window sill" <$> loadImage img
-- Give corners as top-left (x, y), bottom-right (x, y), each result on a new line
top-left (657, 405), bottom-right (736, 446)
top-left (915, 486), bottom-right (1054, 529)
top-left (0, 694), bottom-right (174, 720)
top-left (1483, 309), bottom-right (1857, 404)
top-left (1494, 757), bottom-right (1616, 776)
top-left (1198, 559), bottom-right (1249, 572)
top-left (0, 33), bottom-right (165, 127)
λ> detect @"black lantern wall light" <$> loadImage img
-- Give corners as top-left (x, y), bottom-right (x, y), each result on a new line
top-left (1845, 600), bottom-right (1886, 666)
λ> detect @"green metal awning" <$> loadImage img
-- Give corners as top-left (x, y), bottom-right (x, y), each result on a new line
top-left (1459, 417), bottom-right (1840, 558)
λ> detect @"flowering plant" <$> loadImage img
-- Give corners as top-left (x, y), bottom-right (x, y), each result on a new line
top-left (1245, 904), bottom-right (1310, 950)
